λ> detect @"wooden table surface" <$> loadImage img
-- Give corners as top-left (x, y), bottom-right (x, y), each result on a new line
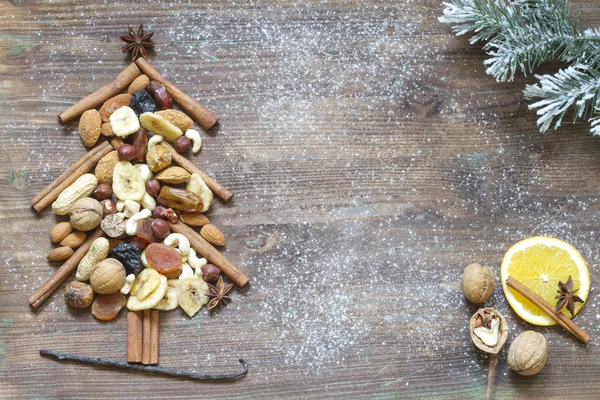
top-left (2, 0), bottom-right (600, 398)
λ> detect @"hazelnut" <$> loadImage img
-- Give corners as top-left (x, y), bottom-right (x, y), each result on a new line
top-left (172, 136), bottom-right (192, 153)
top-left (201, 264), bottom-right (221, 283)
top-left (64, 281), bottom-right (94, 308)
top-left (462, 263), bottom-right (494, 304)
top-left (469, 308), bottom-right (508, 354)
top-left (90, 258), bottom-right (126, 294)
top-left (153, 206), bottom-right (179, 223)
top-left (508, 331), bottom-right (548, 376)
top-left (69, 197), bottom-right (103, 231)
top-left (151, 218), bottom-right (170, 239)
top-left (93, 183), bottom-right (113, 201)
top-left (101, 199), bottom-right (117, 216)
top-left (118, 144), bottom-right (137, 161)
top-left (146, 179), bottom-right (161, 197)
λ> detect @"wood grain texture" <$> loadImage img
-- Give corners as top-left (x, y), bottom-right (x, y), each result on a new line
top-left (2, 0), bottom-right (600, 399)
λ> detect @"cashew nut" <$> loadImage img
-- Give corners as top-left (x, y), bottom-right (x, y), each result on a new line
top-left (187, 248), bottom-right (207, 270)
top-left (141, 250), bottom-right (151, 268)
top-left (120, 274), bottom-right (136, 295)
top-left (134, 163), bottom-right (153, 182)
top-left (179, 263), bottom-right (194, 279)
top-left (185, 129), bottom-right (202, 153)
top-left (122, 199), bottom-right (141, 218)
top-left (148, 135), bottom-right (164, 151)
top-left (141, 192), bottom-right (156, 211)
top-left (116, 200), bottom-right (125, 212)
top-left (163, 233), bottom-right (190, 256)
top-left (125, 208), bottom-right (152, 235)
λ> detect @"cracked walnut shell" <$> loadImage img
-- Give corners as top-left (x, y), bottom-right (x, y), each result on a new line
top-left (507, 331), bottom-right (548, 376)
top-left (469, 308), bottom-right (508, 354)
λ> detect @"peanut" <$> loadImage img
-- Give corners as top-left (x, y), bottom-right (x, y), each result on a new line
top-left (52, 174), bottom-right (98, 215)
top-left (76, 237), bottom-right (110, 281)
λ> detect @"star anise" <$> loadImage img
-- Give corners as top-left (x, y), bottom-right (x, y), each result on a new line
top-left (120, 24), bottom-right (154, 60)
top-left (206, 277), bottom-right (233, 311)
top-left (555, 275), bottom-right (584, 317)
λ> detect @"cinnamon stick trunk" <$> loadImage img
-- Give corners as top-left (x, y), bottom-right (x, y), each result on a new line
top-left (127, 311), bottom-right (143, 363)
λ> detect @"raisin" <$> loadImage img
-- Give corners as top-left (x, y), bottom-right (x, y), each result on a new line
top-left (110, 243), bottom-right (143, 275)
top-left (145, 243), bottom-right (182, 276)
top-left (130, 90), bottom-right (156, 116)
top-left (135, 218), bottom-right (159, 244)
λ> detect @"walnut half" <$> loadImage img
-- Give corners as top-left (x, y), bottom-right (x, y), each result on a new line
top-left (469, 308), bottom-right (508, 354)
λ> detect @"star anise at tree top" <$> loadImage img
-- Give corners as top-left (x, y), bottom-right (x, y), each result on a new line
top-left (121, 24), bottom-right (154, 60)
top-left (555, 275), bottom-right (584, 317)
top-left (206, 277), bottom-right (233, 311)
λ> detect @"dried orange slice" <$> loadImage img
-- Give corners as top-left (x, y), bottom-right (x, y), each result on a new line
top-left (500, 236), bottom-right (590, 326)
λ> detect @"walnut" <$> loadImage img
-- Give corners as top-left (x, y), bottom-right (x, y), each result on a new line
top-left (469, 308), bottom-right (508, 354)
top-left (462, 263), bottom-right (494, 304)
top-left (69, 197), bottom-right (103, 231)
top-left (90, 258), bottom-right (126, 294)
top-left (146, 144), bottom-right (172, 172)
top-left (507, 331), bottom-right (548, 376)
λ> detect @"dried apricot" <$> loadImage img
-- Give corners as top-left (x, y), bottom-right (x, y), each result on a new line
top-left (91, 292), bottom-right (126, 321)
top-left (99, 94), bottom-right (132, 122)
top-left (136, 218), bottom-right (159, 244)
top-left (145, 243), bottom-right (182, 276)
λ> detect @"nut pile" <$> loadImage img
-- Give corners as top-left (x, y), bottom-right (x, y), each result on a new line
top-left (48, 77), bottom-right (231, 321)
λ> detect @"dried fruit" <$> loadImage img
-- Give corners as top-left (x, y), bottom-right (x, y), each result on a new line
top-left (507, 331), bottom-right (548, 376)
top-left (145, 243), bottom-right (182, 276)
top-left (177, 276), bottom-right (209, 317)
top-left (101, 213), bottom-right (126, 238)
top-left (112, 161), bottom-right (146, 201)
top-left (180, 212), bottom-right (209, 227)
top-left (469, 308), bottom-right (508, 354)
top-left (79, 109), bottom-right (102, 147)
top-left (136, 218), bottom-right (159, 244)
top-left (95, 150), bottom-right (120, 184)
top-left (92, 183), bottom-right (113, 201)
top-left (99, 94), bottom-right (131, 122)
top-left (151, 219), bottom-right (170, 240)
top-left (128, 74), bottom-right (150, 94)
top-left (92, 292), bottom-right (127, 321)
top-left (47, 247), bottom-right (74, 261)
top-left (60, 231), bottom-right (87, 248)
top-left (145, 179), bottom-right (161, 197)
top-left (118, 144), bottom-right (137, 161)
top-left (69, 197), bottom-right (103, 231)
top-left (200, 224), bottom-right (226, 246)
top-left (110, 106), bottom-right (140, 137)
top-left (201, 264), bottom-right (221, 283)
top-left (146, 144), bottom-right (172, 172)
top-left (172, 136), bottom-right (191, 153)
top-left (127, 128), bottom-right (148, 163)
top-left (156, 109), bottom-right (193, 132)
top-left (129, 236), bottom-right (149, 250)
top-left (101, 199), bottom-right (117, 216)
top-left (462, 263), bottom-right (494, 304)
top-left (90, 258), bottom-right (127, 294)
top-left (50, 221), bottom-right (73, 243)
top-left (206, 276), bottom-right (233, 311)
top-left (146, 80), bottom-right (173, 110)
top-left (52, 173), bottom-right (98, 215)
top-left (64, 281), bottom-right (94, 309)
top-left (157, 186), bottom-right (203, 212)
top-left (139, 112), bottom-right (182, 142)
top-left (110, 243), bottom-right (143, 275)
top-left (127, 273), bottom-right (168, 311)
top-left (155, 166), bottom-right (191, 184)
top-left (187, 173), bottom-right (213, 213)
top-left (153, 206), bottom-right (179, 223)
top-left (131, 267), bottom-right (161, 300)
top-left (129, 89), bottom-right (156, 116)
top-left (76, 237), bottom-right (110, 281)
top-left (101, 122), bottom-right (114, 137)
top-left (153, 286), bottom-right (178, 311)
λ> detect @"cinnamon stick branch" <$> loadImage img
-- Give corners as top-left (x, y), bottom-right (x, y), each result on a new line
top-left (58, 63), bottom-right (141, 124)
top-left (29, 229), bottom-right (104, 309)
top-left (127, 311), bottom-right (143, 363)
top-left (506, 276), bottom-right (590, 343)
top-left (32, 141), bottom-right (113, 212)
top-left (161, 141), bottom-right (233, 202)
top-left (135, 58), bottom-right (219, 131)
top-left (142, 309), bottom-right (152, 365)
top-left (169, 222), bottom-right (249, 287)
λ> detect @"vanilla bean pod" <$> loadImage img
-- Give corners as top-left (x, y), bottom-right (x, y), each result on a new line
top-left (40, 350), bottom-right (248, 381)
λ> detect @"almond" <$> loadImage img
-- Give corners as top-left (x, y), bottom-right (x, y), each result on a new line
top-left (47, 246), bottom-right (75, 261)
top-left (60, 231), bottom-right (87, 248)
top-left (79, 109), bottom-right (102, 148)
top-left (180, 212), bottom-right (209, 227)
top-left (154, 166), bottom-right (191, 184)
top-left (50, 221), bottom-right (73, 243)
top-left (200, 224), bottom-right (225, 246)
top-left (127, 74), bottom-right (150, 94)
top-left (156, 109), bottom-right (193, 132)
top-left (95, 150), bottom-right (119, 184)
top-left (101, 122), bottom-right (114, 137)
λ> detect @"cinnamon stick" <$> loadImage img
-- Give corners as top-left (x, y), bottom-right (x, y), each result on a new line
top-left (135, 58), bottom-right (219, 131)
top-left (150, 309), bottom-right (159, 365)
top-left (29, 229), bottom-right (104, 309)
top-left (169, 222), bottom-right (249, 287)
top-left (127, 311), bottom-right (143, 363)
top-left (506, 276), bottom-right (590, 343)
top-left (142, 309), bottom-right (152, 365)
top-left (32, 141), bottom-right (113, 212)
top-left (161, 141), bottom-right (233, 202)
top-left (58, 63), bottom-right (141, 124)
